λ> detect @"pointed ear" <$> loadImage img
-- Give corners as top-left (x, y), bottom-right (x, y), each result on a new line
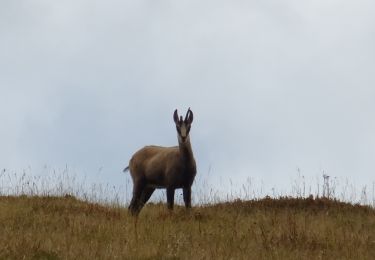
top-left (185, 108), bottom-right (193, 124)
top-left (173, 109), bottom-right (179, 124)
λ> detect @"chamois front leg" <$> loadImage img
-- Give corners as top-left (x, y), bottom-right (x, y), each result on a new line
top-left (166, 188), bottom-right (175, 210)
top-left (183, 187), bottom-right (192, 208)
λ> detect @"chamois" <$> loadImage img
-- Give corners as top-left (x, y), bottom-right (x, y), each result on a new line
top-left (123, 108), bottom-right (197, 215)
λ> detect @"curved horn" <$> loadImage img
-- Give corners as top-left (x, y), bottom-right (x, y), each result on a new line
top-left (184, 108), bottom-right (190, 121)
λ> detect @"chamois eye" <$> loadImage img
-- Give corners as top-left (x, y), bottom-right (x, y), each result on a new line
top-left (176, 127), bottom-right (181, 134)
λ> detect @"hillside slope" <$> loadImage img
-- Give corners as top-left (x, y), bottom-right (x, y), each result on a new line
top-left (0, 195), bottom-right (374, 259)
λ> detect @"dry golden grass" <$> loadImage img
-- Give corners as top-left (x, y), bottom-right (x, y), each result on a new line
top-left (0, 195), bottom-right (374, 259)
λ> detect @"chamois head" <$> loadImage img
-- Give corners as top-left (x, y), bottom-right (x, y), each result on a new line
top-left (173, 108), bottom-right (193, 143)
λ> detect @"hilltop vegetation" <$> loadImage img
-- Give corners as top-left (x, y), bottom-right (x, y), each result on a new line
top-left (0, 195), bottom-right (374, 259)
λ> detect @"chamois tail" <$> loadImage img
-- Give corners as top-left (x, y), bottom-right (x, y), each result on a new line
top-left (123, 166), bottom-right (130, 173)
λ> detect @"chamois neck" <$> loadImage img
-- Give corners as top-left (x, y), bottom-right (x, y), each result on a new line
top-left (178, 138), bottom-right (194, 161)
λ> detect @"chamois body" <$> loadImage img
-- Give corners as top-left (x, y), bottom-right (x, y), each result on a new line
top-left (129, 145), bottom-right (196, 189)
top-left (124, 108), bottom-right (196, 215)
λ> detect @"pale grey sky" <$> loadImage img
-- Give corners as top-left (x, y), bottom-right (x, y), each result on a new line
top-left (1, 0), bottom-right (375, 200)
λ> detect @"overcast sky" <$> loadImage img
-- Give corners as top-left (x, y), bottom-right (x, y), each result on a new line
top-left (1, 0), bottom-right (374, 201)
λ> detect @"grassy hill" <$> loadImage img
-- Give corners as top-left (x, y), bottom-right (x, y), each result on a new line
top-left (0, 195), bottom-right (374, 259)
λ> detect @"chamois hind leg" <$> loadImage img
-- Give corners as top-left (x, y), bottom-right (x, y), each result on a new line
top-left (139, 187), bottom-right (155, 209)
top-left (183, 187), bottom-right (192, 208)
top-left (129, 181), bottom-right (145, 216)
top-left (166, 188), bottom-right (175, 210)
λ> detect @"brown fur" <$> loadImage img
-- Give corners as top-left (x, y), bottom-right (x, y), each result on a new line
top-left (124, 109), bottom-right (196, 215)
